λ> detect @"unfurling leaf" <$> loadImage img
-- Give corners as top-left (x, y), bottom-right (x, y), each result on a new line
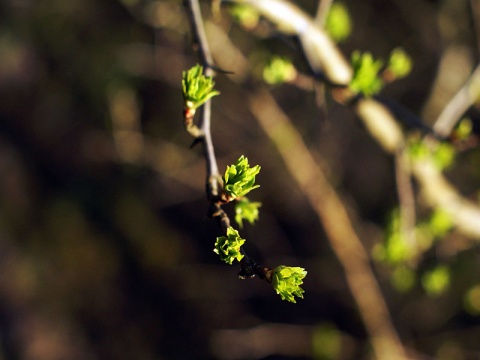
top-left (214, 227), bottom-right (245, 264)
top-left (349, 51), bottom-right (384, 96)
top-left (272, 265), bottom-right (307, 303)
top-left (182, 64), bottom-right (220, 110)
top-left (223, 155), bottom-right (261, 200)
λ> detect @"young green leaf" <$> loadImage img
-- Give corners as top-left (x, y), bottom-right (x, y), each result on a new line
top-left (235, 197), bottom-right (262, 228)
top-left (214, 227), bottom-right (245, 264)
top-left (325, 2), bottom-right (352, 42)
top-left (349, 51), bottom-right (384, 96)
top-left (223, 155), bottom-right (261, 200)
top-left (272, 265), bottom-right (307, 303)
top-left (387, 48), bottom-right (412, 79)
top-left (182, 64), bottom-right (220, 110)
top-left (263, 56), bottom-right (297, 84)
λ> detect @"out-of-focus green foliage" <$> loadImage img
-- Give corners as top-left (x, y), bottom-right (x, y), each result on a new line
top-left (372, 209), bottom-right (414, 265)
top-left (262, 56), bottom-right (296, 85)
top-left (387, 48), bottom-right (413, 79)
top-left (235, 197), bottom-right (261, 228)
top-left (375, 208), bottom-right (454, 293)
top-left (325, 2), bottom-right (352, 43)
top-left (214, 227), bottom-right (245, 264)
top-left (464, 284), bottom-right (480, 315)
top-left (391, 265), bottom-right (416, 292)
top-left (422, 265), bottom-right (451, 297)
top-left (428, 209), bottom-right (453, 238)
top-left (229, 4), bottom-right (260, 29)
top-left (408, 137), bottom-right (456, 170)
top-left (349, 51), bottom-right (384, 96)
top-left (453, 118), bottom-right (473, 141)
top-left (312, 323), bottom-right (341, 360)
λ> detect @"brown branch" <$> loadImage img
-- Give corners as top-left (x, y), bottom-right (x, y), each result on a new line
top-left (249, 89), bottom-right (409, 360)
top-left (184, 0), bottom-right (220, 197)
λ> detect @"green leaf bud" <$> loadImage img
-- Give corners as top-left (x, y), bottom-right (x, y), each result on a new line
top-left (272, 265), bottom-right (307, 303)
top-left (214, 227), bottom-right (245, 264)
top-left (223, 155), bottom-right (261, 200)
top-left (182, 64), bottom-right (220, 110)
top-left (349, 51), bottom-right (384, 96)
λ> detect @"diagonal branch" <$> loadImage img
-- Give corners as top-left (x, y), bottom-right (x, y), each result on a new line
top-left (433, 62), bottom-right (480, 138)
top-left (249, 89), bottom-right (409, 360)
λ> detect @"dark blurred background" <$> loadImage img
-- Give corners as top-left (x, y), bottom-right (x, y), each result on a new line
top-left (1, 0), bottom-right (480, 359)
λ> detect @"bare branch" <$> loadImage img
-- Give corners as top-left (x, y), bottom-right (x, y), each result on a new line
top-left (184, 0), bottom-right (220, 191)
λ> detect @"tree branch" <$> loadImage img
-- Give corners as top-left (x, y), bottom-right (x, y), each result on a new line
top-left (433, 62), bottom-right (480, 138)
top-left (249, 89), bottom-right (409, 360)
top-left (184, 0), bottom-right (272, 281)
top-left (184, 0), bottom-right (220, 198)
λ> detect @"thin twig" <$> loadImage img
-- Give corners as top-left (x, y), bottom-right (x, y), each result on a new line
top-left (184, 0), bottom-right (220, 196)
top-left (184, 0), bottom-right (270, 280)
top-left (315, 0), bottom-right (333, 26)
top-left (433, 62), bottom-right (480, 138)
top-left (395, 148), bottom-right (417, 253)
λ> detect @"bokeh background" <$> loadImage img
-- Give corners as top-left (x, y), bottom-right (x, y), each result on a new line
top-left (1, 0), bottom-right (480, 359)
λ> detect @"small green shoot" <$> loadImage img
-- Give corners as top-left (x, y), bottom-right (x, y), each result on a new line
top-left (349, 51), bottom-right (384, 96)
top-left (182, 64), bottom-right (220, 110)
top-left (272, 265), bottom-right (307, 303)
top-left (214, 227), bottom-right (245, 265)
top-left (223, 155), bottom-right (261, 200)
